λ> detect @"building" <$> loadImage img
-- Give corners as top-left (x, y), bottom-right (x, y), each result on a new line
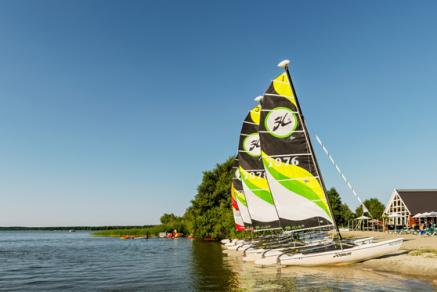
top-left (383, 189), bottom-right (437, 227)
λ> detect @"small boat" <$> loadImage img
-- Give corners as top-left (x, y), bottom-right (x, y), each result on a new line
top-left (120, 235), bottom-right (134, 240)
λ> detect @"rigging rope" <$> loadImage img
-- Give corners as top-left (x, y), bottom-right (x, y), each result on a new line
top-left (315, 135), bottom-right (372, 218)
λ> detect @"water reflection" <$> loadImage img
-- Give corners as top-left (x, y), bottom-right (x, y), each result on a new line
top-left (191, 240), bottom-right (239, 291)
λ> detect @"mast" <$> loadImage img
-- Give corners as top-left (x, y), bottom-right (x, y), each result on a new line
top-left (280, 60), bottom-right (342, 240)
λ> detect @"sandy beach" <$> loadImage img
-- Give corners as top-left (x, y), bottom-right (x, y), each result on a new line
top-left (344, 231), bottom-right (437, 279)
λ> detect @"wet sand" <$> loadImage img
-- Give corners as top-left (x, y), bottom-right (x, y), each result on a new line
top-left (344, 231), bottom-right (437, 279)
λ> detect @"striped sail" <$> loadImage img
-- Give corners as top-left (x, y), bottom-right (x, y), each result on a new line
top-left (230, 184), bottom-right (245, 231)
top-left (259, 72), bottom-right (334, 230)
top-left (238, 105), bottom-right (281, 229)
top-left (232, 157), bottom-right (253, 227)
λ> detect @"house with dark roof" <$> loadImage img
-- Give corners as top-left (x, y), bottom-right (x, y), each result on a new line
top-left (383, 189), bottom-right (437, 227)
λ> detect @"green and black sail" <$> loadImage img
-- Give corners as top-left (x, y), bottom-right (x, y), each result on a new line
top-left (259, 69), bottom-right (334, 231)
top-left (232, 157), bottom-right (253, 228)
top-left (238, 105), bottom-right (281, 229)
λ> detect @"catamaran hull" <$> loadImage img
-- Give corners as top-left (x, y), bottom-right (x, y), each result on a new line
top-left (279, 238), bottom-right (403, 266)
top-left (224, 239), bottom-right (245, 248)
top-left (247, 249), bottom-right (284, 263)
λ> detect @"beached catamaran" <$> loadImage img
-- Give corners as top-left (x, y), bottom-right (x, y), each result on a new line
top-left (224, 60), bottom-right (403, 266)
top-left (224, 106), bottom-right (282, 250)
top-left (231, 157), bottom-right (252, 231)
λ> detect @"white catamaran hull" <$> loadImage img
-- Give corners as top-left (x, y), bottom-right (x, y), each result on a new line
top-left (248, 249), bottom-right (284, 263)
top-left (253, 237), bottom-right (374, 266)
top-left (279, 238), bottom-right (403, 266)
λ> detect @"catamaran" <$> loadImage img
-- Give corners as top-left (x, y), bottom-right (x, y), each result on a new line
top-left (224, 104), bottom-right (333, 255)
top-left (252, 59), bottom-right (402, 266)
top-left (224, 106), bottom-right (286, 251)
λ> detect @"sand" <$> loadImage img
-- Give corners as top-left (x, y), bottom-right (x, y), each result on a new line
top-left (343, 231), bottom-right (437, 279)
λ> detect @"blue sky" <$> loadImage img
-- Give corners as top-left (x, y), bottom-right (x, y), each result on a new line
top-left (0, 1), bottom-right (436, 226)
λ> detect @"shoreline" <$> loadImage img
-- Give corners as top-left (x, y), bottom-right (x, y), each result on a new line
top-left (343, 231), bottom-right (437, 279)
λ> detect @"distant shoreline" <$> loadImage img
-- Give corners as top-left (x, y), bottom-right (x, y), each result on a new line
top-left (0, 225), bottom-right (156, 231)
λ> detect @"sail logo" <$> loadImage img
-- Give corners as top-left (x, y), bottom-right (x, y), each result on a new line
top-left (265, 107), bottom-right (297, 138)
top-left (243, 133), bottom-right (261, 157)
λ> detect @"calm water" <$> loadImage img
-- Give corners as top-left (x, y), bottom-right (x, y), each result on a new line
top-left (0, 231), bottom-right (435, 291)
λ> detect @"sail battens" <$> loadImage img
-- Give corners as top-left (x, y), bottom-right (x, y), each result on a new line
top-left (275, 176), bottom-right (320, 182)
top-left (268, 153), bottom-right (312, 157)
top-left (243, 121), bottom-right (258, 125)
top-left (264, 93), bottom-right (291, 98)
top-left (261, 109), bottom-right (299, 114)
top-left (258, 130), bottom-right (305, 134)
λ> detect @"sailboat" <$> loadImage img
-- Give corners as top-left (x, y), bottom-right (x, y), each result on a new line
top-left (253, 59), bottom-right (402, 266)
top-left (222, 158), bottom-right (253, 249)
top-left (231, 158), bottom-right (247, 232)
top-left (224, 105), bottom-right (283, 252)
top-left (226, 105), bottom-right (332, 256)
top-left (232, 157), bottom-right (253, 230)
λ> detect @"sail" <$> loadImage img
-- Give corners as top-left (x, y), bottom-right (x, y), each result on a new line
top-left (230, 184), bottom-right (245, 231)
top-left (232, 157), bottom-right (253, 227)
top-left (259, 72), bottom-right (334, 230)
top-left (238, 105), bottom-right (281, 229)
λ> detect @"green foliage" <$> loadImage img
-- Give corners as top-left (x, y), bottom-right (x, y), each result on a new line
top-left (186, 157), bottom-right (236, 240)
top-left (327, 188), bottom-right (355, 227)
top-left (158, 213), bottom-right (191, 234)
top-left (160, 213), bottom-right (177, 224)
top-left (355, 198), bottom-right (385, 220)
top-left (339, 203), bottom-right (355, 224)
top-left (93, 226), bottom-right (166, 237)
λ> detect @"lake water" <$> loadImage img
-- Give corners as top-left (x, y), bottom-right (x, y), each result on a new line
top-left (0, 231), bottom-right (434, 291)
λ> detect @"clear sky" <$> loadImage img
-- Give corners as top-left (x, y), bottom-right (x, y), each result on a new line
top-left (1, 1), bottom-right (436, 226)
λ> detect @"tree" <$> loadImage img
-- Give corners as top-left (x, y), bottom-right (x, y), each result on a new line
top-left (355, 198), bottom-right (385, 220)
top-left (327, 188), bottom-right (355, 227)
top-left (160, 213), bottom-right (177, 225)
top-left (186, 157), bottom-right (235, 240)
top-left (339, 203), bottom-right (355, 225)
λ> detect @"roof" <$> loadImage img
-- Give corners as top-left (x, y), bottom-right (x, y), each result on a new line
top-left (396, 189), bottom-right (437, 215)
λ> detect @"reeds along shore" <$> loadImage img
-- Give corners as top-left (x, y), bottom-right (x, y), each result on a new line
top-left (93, 226), bottom-right (164, 237)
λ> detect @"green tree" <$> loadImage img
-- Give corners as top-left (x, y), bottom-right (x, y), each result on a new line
top-left (327, 188), bottom-right (355, 227)
top-left (339, 203), bottom-right (355, 225)
top-left (186, 157), bottom-right (235, 240)
top-left (355, 198), bottom-right (385, 220)
top-left (160, 213), bottom-right (177, 224)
